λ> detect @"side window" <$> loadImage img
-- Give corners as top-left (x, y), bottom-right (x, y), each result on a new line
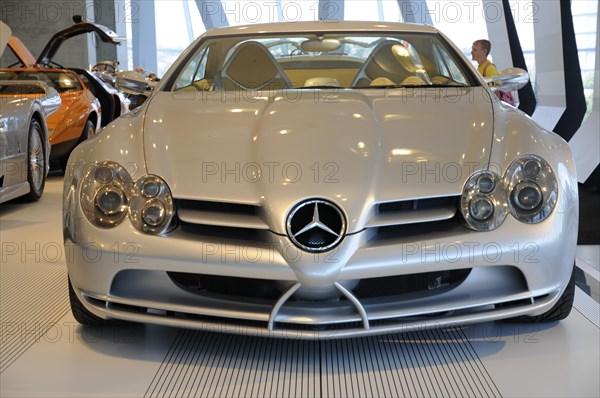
top-left (433, 46), bottom-right (450, 77)
top-left (434, 44), bottom-right (468, 85)
top-left (173, 46), bottom-right (210, 90)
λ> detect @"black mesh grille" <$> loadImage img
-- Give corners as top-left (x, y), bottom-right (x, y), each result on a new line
top-left (375, 217), bottom-right (458, 241)
top-left (168, 272), bottom-right (294, 301)
top-left (352, 269), bottom-right (471, 299)
top-left (378, 196), bottom-right (459, 213)
top-left (300, 230), bottom-right (333, 246)
top-left (178, 221), bottom-right (270, 242)
top-left (378, 200), bottom-right (416, 212)
top-left (177, 199), bottom-right (258, 215)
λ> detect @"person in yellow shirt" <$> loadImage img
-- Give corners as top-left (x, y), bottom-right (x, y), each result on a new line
top-left (471, 39), bottom-right (498, 78)
top-left (471, 39), bottom-right (515, 106)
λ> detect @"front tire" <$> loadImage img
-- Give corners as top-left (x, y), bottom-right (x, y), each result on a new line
top-left (517, 266), bottom-right (576, 322)
top-left (24, 119), bottom-right (46, 200)
top-left (81, 119), bottom-right (96, 141)
top-left (60, 119), bottom-right (95, 172)
top-left (68, 278), bottom-right (124, 326)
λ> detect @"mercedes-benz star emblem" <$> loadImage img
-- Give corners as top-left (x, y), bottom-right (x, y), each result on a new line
top-left (286, 199), bottom-right (346, 252)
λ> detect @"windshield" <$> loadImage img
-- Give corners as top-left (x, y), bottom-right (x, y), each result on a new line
top-left (0, 70), bottom-right (83, 93)
top-left (171, 32), bottom-right (477, 92)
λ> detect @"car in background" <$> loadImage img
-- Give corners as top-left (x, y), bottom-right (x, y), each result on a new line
top-left (0, 69), bottom-right (100, 170)
top-left (1, 19), bottom-right (127, 169)
top-left (64, 22), bottom-right (578, 339)
top-left (0, 24), bottom-right (61, 203)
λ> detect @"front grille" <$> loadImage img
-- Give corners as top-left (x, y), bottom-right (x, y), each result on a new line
top-left (178, 222), bottom-right (270, 242)
top-left (175, 199), bottom-right (269, 241)
top-left (352, 268), bottom-right (471, 299)
top-left (366, 196), bottom-right (460, 232)
top-left (168, 272), bottom-right (295, 301)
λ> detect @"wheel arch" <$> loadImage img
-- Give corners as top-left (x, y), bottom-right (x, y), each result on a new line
top-left (87, 111), bottom-right (98, 129)
top-left (30, 110), bottom-right (47, 142)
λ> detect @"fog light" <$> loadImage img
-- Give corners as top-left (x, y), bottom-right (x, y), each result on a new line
top-left (512, 182), bottom-right (542, 211)
top-left (469, 196), bottom-right (494, 221)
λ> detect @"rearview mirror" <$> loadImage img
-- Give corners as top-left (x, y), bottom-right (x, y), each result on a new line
top-left (485, 67), bottom-right (529, 92)
top-left (300, 38), bottom-right (341, 53)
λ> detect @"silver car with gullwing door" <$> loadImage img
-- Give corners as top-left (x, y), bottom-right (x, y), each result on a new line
top-left (63, 21), bottom-right (578, 339)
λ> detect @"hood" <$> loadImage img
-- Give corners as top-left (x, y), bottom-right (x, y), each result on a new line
top-left (37, 21), bottom-right (125, 66)
top-left (144, 88), bottom-right (494, 233)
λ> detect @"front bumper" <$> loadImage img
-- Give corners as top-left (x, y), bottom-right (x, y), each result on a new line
top-left (65, 198), bottom-right (577, 338)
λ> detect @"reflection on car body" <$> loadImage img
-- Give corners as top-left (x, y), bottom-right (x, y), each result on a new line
top-left (63, 22), bottom-right (578, 339)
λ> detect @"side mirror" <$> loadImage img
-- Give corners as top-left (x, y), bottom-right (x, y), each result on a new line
top-left (116, 71), bottom-right (157, 97)
top-left (484, 67), bottom-right (529, 92)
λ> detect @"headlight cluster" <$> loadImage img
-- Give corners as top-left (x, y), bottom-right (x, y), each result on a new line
top-left (504, 155), bottom-right (558, 223)
top-left (129, 175), bottom-right (174, 233)
top-left (461, 155), bottom-right (558, 231)
top-left (80, 162), bottom-right (175, 234)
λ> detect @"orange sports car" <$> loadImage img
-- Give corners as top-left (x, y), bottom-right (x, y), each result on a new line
top-left (0, 20), bottom-right (125, 168)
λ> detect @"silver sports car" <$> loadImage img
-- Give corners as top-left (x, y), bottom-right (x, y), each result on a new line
top-left (0, 80), bottom-right (60, 203)
top-left (63, 22), bottom-right (578, 339)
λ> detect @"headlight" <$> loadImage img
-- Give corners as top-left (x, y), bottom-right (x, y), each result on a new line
top-left (80, 161), bottom-right (133, 228)
top-left (505, 155), bottom-right (557, 223)
top-left (460, 171), bottom-right (507, 231)
top-left (129, 175), bottom-right (174, 234)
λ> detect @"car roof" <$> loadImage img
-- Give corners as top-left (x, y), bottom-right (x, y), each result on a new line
top-left (202, 21), bottom-right (438, 37)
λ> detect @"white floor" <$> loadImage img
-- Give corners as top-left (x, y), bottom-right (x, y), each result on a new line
top-left (1, 177), bottom-right (599, 397)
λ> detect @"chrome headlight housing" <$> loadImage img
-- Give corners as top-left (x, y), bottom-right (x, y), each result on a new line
top-left (460, 171), bottom-right (507, 231)
top-left (80, 161), bottom-right (133, 228)
top-left (505, 155), bottom-right (557, 223)
top-left (129, 175), bottom-right (174, 234)
top-left (80, 163), bottom-right (175, 234)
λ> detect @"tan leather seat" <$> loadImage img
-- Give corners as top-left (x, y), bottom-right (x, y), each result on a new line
top-left (219, 41), bottom-right (292, 91)
top-left (351, 40), bottom-right (412, 87)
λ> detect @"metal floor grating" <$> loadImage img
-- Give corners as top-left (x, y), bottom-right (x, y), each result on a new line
top-left (0, 254), bottom-right (69, 373)
top-left (145, 328), bottom-right (502, 398)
